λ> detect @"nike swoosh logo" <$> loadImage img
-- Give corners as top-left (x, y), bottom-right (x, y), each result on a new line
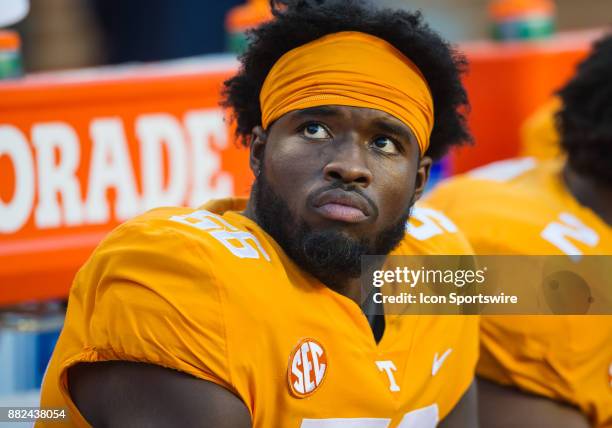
top-left (432, 348), bottom-right (453, 376)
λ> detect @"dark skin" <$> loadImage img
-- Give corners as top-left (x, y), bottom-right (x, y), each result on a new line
top-left (243, 105), bottom-right (430, 303)
top-left (69, 361), bottom-right (252, 428)
top-left (477, 378), bottom-right (590, 428)
top-left (69, 105), bottom-right (478, 427)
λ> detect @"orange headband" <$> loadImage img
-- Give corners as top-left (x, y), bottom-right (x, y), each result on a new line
top-left (259, 31), bottom-right (434, 154)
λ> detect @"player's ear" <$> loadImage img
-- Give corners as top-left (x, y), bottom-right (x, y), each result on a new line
top-left (249, 126), bottom-right (268, 178)
top-left (413, 155), bottom-right (432, 202)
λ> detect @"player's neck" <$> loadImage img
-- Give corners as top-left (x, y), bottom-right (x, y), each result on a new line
top-left (241, 200), bottom-right (258, 224)
top-left (563, 164), bottom-right (612, 227)
top-left (335, 278), bottom-right (368, 305)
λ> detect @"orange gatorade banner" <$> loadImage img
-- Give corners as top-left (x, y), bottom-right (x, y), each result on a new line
top-left (0, 56), bottom-right (252, 305)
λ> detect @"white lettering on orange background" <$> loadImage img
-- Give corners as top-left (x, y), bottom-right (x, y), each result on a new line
top-left (32, 122), bottom-right (84, 228)
top-left (137, 113), bottom-right (188, 210)
top-left (0, 109), bottom-right (234, 234)
top-left (0, 126), bottom-right (35, 233)
top-left (185, 109), bottom-right (233, 207)
top-left (85, 117), bottom-right (140, 223)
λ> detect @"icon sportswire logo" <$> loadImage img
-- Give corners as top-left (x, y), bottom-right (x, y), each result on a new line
top-left (432, 349), bottom-right (452, 376)
top-left (288, 338), bottom-right (328, 398)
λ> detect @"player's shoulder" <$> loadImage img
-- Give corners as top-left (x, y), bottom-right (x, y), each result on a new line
top-left (425, 158), bottom-right (562, 228)
top-left (427, 157), bottom-right (542, 209)
top-left (395, 202), bottom-right (474, 255)
top-left (78, 204), bottom-right (277, 298)
top-left (465, 156), bottom-right (540, 184)
top-left (424, 158), bottom-right (550, 254)
top-left (109, 205), bottom-right (243, 243)
top-left (100, 204), bottom-right (269, 262)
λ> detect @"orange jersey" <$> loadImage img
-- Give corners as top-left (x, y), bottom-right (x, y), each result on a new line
top-left (426, 157), bottom-right (612, 427)
top-left (39, 198), bottom-right (478, 428)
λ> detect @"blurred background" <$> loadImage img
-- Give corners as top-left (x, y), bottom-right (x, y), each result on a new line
top-left (4, 0), bottom-right (612, 71)
top-left (0, 0), bottom-right (610, 414)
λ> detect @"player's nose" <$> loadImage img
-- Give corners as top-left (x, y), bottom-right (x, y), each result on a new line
top-left (323, 138), bottom-right (373, 187)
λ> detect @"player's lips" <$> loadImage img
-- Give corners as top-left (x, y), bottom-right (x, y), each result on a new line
top-left (312, 189), bottom-right (373, 223)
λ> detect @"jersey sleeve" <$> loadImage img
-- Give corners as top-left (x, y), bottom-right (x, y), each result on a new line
top-left (422, 180), bottom-right (463, 219)
top-left (47, 214), bottom-right (236, 424)
top-left (424, 182), bottom-right (509, 254)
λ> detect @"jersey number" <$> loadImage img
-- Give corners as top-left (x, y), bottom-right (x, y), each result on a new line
top-left (406, 207), bottom-right (458, 241)
top-left (540, 212), bottom-right (599, 259)
top-left (300, 404), bottom-right (438, 428)
top-left (171, 210), bottom-right (270, 261)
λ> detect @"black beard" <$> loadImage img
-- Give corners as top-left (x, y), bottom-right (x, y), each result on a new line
top-left (251, 169), bottom-right (414, 291)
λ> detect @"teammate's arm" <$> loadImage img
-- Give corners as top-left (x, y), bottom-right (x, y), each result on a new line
top-left (439, 380), bottom-right (478, 428)
top-left (477, 377), bottom-right (590, 428)
top-left (68, 361), bottom-right (252, 428)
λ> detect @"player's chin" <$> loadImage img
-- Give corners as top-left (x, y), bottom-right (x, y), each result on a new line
top-left (304, 221), bottom-right (380, 246)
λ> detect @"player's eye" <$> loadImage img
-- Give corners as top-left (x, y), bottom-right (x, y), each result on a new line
top-left (371, 136), bottom-right (400, 154)
top-left (301, 123), bottom-right (331, 140)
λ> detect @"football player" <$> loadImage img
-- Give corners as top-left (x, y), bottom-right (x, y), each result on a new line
top-left (427, 34), bottom-right (612, 428)
top-left (39, 1), bottom-right (480, 426)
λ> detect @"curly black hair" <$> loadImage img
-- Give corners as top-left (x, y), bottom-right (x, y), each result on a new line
top-left (222, 0), bottom-right (471, 161)
top-left (557, 34), bottom-right (612, 186)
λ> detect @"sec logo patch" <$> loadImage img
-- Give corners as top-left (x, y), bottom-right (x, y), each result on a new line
top-left (288, 338), bottom-right (328, 398)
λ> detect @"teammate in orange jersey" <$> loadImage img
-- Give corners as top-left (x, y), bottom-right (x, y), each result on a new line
top-left (427, 35), bottom-right (612, 428)
top-left (39, 1), bottom-right (480, 426)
